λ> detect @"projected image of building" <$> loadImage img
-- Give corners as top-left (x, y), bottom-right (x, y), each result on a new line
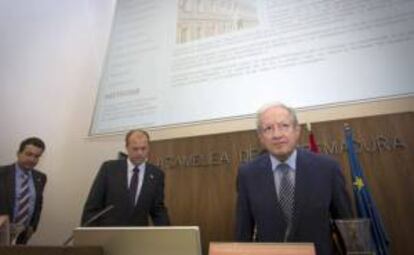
top-left (177, 0), bottom-right (258, 44)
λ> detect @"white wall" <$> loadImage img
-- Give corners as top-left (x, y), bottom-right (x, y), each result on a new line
top-left (0, 0), bottom-right (413, 246)
top-left (0, 0), bottom-right (121, 244)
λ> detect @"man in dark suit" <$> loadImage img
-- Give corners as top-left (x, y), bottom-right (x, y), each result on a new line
top-left (0, 137), bottom-right (47, 244)
top-left (82, 129), bottom-right (170, 226)
top-left (235, 103), bottom-right (352, 255)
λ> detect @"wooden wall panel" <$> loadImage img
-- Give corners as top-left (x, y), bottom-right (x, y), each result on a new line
top-left (148, 112), bottom-right (413, 255)
top-left (149, 130), bottom-right (261, 254)
top-left (305, 112), bottom-right (414, 255)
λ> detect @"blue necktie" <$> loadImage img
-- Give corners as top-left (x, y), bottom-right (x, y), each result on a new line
top-left (15, 172), bottom-right (31, 225)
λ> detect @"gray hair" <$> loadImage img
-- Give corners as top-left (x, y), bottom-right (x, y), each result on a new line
top-left (256, 102), bottom-right (299, 130)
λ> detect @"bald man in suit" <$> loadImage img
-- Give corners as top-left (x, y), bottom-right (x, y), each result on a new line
top-left (82, 129), bottom-right (169, 226)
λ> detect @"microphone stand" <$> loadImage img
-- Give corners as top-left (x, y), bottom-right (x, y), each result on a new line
top-left (62, 205), bottom-right (114, 246)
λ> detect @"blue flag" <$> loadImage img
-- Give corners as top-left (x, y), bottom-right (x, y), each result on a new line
top-left (344, 125), bottom-right (390, 255)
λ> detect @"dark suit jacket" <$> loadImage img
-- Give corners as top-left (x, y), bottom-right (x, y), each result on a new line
top-left (81, 159), bottom-right (170, 226)
top-left (0, 164), bottom-right (47, 241)
top-left (235, 149), bottom-right (352, 255)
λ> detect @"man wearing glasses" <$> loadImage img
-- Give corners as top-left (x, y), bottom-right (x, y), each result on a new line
top-left (235, 102), bottom-right (352, 255)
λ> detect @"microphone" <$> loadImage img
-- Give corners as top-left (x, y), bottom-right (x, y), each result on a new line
top-left (81, 205), bottom-right (114, 227)
top-left (62, 205), bottom-right (114, 246)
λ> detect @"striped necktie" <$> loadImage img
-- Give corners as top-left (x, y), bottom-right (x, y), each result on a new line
top-left (278, 163), bottom-right (295, 235)
top-left (15, 172), bottom-right (31, 226)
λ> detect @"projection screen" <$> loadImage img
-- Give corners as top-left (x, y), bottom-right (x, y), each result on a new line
top-left (90, 0), bottom-right (414, 135)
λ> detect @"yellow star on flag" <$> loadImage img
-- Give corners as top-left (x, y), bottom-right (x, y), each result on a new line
top-left (353, 177), bottom-right (364, 191)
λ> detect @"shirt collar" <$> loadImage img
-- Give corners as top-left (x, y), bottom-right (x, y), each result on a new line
top-left (15, 163), bottom-right (32, 176)
top-left (127, 158), bottom-right (145, 172)
top-left (270, 149), bottom-right (297, 172)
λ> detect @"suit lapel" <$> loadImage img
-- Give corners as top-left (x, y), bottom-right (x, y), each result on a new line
top-left (258, 155), bottom-right (279, 207)
top-left (118, 160), bottom-right (129, 196)
top-left (7, 165), bottom-right (16, 219)
top-left (32, 170), bottom-right (43, 198)
top-left (117, 160), bottom-right (134, 217)
top-left (135, 163), bottom-right (153, 208)
top-left (289, 149), bottom-right (313, 238)
top-left (258, 155), bottom-right (287, 240)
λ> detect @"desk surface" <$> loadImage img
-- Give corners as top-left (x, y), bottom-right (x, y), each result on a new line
top-left (0, 246), bottom-right (103, 255)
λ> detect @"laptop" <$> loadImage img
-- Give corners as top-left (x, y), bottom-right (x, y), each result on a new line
top-left (73, 226), bottom-right (202, 255)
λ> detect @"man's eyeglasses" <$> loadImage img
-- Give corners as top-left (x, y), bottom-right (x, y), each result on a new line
top-left (260, 122), bottom-right (294, 135)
